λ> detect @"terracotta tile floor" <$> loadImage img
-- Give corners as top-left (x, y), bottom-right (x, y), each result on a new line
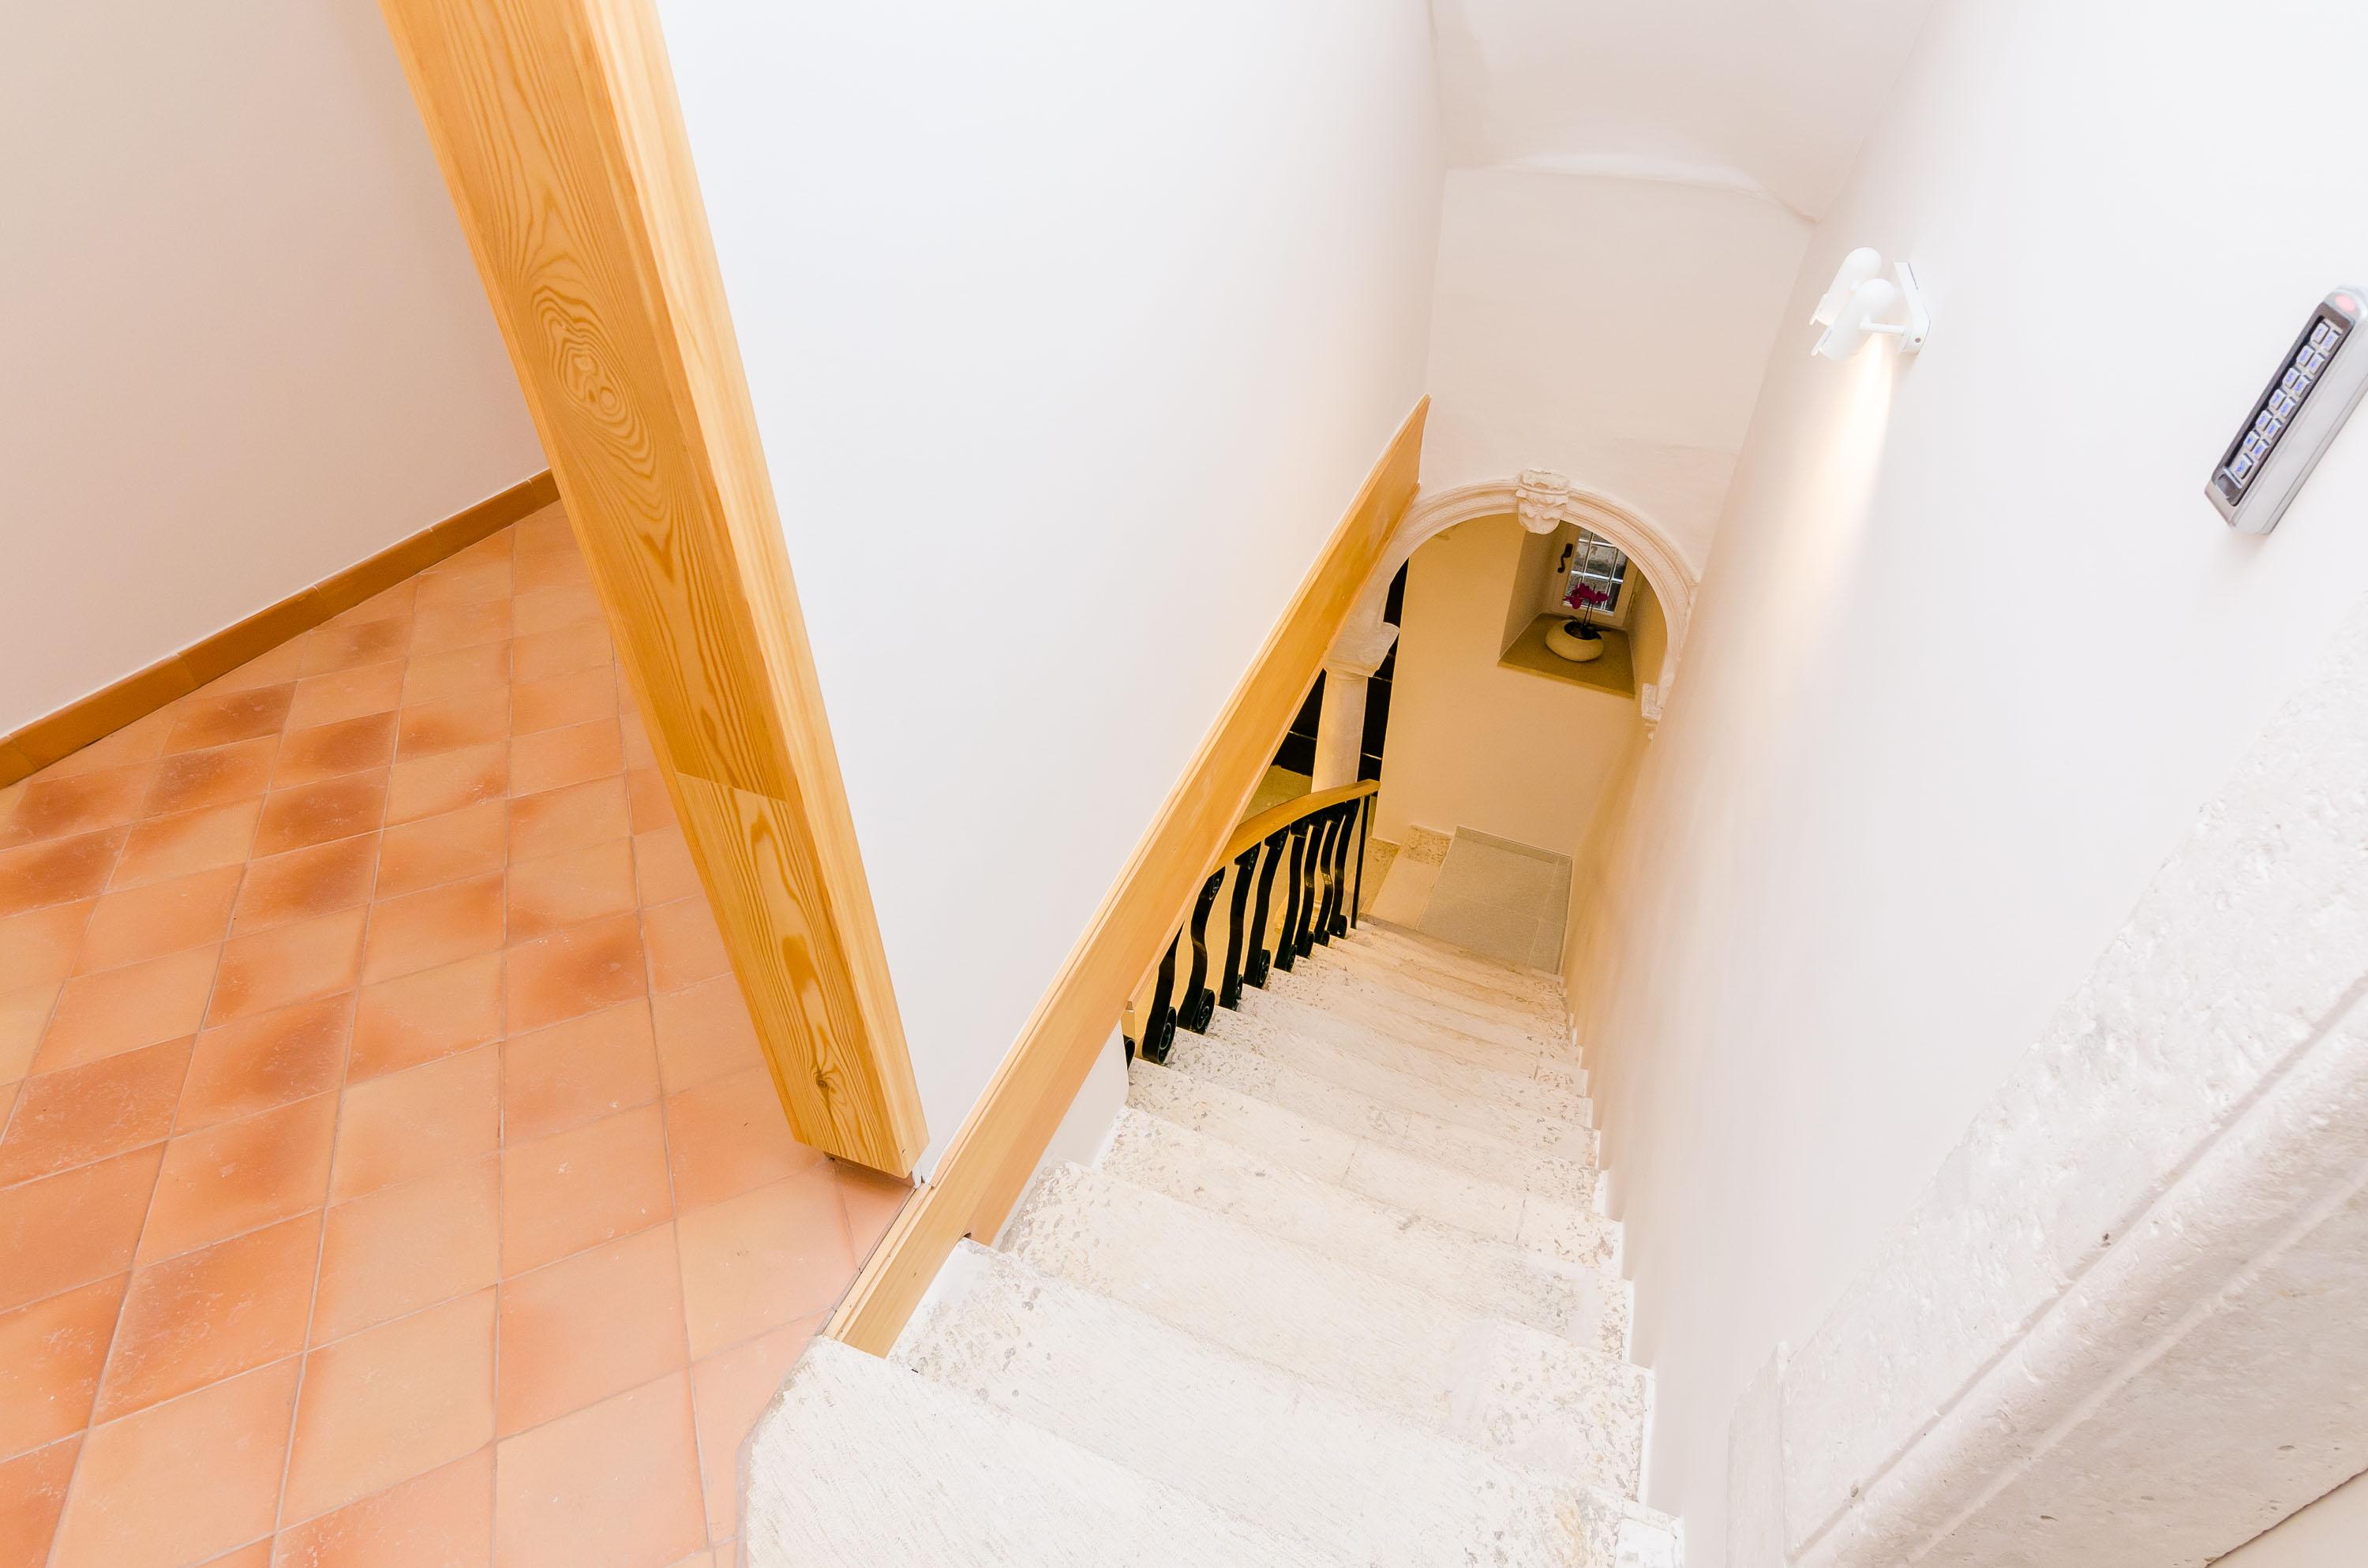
top-left (0, 503), bottom-right (910, 1568)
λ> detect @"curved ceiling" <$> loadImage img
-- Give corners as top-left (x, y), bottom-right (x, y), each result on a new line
top-left (1430, 0), bottom-right (1939, 219)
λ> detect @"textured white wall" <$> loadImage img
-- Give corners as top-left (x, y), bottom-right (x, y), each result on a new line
top-left (1565, 0), bottom-right (2368, 1556)
top-left (0, 0), bottom-right (544, 735)
top-left (1422, 170), bottom-right (1808, 570)
top-left (658, 0), bottom-right (1444, 1166)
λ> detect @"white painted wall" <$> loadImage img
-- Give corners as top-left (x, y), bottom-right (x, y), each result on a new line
top-left (1422, 170), bottom-right (1809, 570)
top-left (1562, 0), bottom-right (2368, 1557)
top-left (0, 0), bottom-right (543, 736)
top-left (658, 0), bottom-right (1443, 1165)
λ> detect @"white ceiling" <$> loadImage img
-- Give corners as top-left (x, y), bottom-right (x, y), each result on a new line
top-left (1429, 0), bottom-right (1939, 219)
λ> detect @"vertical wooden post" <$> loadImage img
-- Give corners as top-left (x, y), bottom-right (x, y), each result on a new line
top-left (378, 0), bottom-right (927, 1172)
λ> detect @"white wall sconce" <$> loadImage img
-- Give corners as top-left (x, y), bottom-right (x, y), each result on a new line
top-left (1809, 245), bottom-right (1930, 360)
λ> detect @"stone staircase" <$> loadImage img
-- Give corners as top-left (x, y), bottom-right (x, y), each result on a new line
top-left (742, 921), bottom-right (1680, 1566)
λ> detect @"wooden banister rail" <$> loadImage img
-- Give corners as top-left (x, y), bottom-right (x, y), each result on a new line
top-left (825, 400), bottom-right (1426, 1354)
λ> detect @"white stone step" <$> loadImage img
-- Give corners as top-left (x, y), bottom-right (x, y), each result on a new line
top-left (1240, 982), bottom-right (1580, 1084)
top-left (901, 1242), bottom-right (1658, 1566)
top-left (1354, 921), bottom-right (1567, 1005)
top-left (1003, 1161), bottom-right (1648, 1494)
top-left (1253, 963), bottom-right (1575, 1061)
top-left (1275, 940), bottom-right (1570, 1034)
top-left (1100, 1106), bottom-right (1628, 1357)
top-left (1163, 1031), bottom-right (1598, 1199)
top-left (1127, 1059), bottom-right (1613, 1267)
top-left (744, 1338), bottom-right (1347, 1567)
top-left (1204, 1001), bottom-right (1591, 1139)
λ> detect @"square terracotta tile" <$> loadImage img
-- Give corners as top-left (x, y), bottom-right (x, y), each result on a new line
top-left (674, 1167), bottom-right (853, 1360)
top-left (377, 799), bottom-right (507, 900)
top-left (511, 670), bottom-right (616, 737)
top-left (0, 900), bottom-right (91, 994)
top-left (144, 738), bottom-right (278, 818)
top-left (36, 945), bottom-right (218, 1073)
top-left (402, 643), bottom-right (511, 707)
top-left (350, 954), bottom-right (504, 1082)
top-left (661, 1068), bottom-right (819, 1214)
top-left (0, 983), bottom-right (58, 1086)
top-left (164, 686), bottom-right (294, 754)
top-left (362, 875), bottom-right (504, 986)
top-left (625, 769), bottom-right (676, 836)
top-left (397, 692), bottom-right (511, 763)
top-left (615, 706), bottom-right (653, 770)
top-left (253, 774), bottom-right (389, 859)
top-left (0, 1274), bottom-right (125, 1458)
top-left (52, 1364), bottom-right (296, 1568)
top-left (496, 1224), bottom-right (688, 1436)
top-left (0, 1037), bottom-right (193, 1186)
top-left (75, 865), bottom-right (242, 973)
top-left (500, 1003), bottom-right (660, 1146)
top-left (387, 744), bottom-right (508, 828)
top-left (491, 1373), bottom-right (703, 1568)
top-left (409, 601), bottom-right (511, 657)
top-left (284, 1289), bottom-right (496, 1525)
top-left (0, 1147), bottom-right (161, 1312)
top-left (178, 996), bottom-right (353, 1134)
top-left (269, 1447), bottom-right (493, 1568)
top-left (111, 801), bottom-right (259, 891)
top-left (139, 1093), bottom-right (336, 1265)
top-left (232, 836), bottom-right (380, 934)
top-left (0, 828), bottom-right (126, 919)
top-left (505, 914), bottom-right (646, 1035)
top-left (414, 561), bottom-right (511, 611)
top-left (201, 638), bottom-right (308, 695)
top-left (688, 1314), bottom-right (819, 1541)
top-left (94, 1214), bottom-right (317, 1421)
top-left (0, 1436), bottom-right (80, 1568)
top-left (640, 900), bottom-right (728, 994)
top-left (508, 721), bottom-right (622, 799)
top-left (301, 616), bottom-right (413, 679)
top-left (0, 762), bottom-right (157, 850)
top-left (286, 662), bottom-right (407, 733)
top-left (208, 907), bottom-right (368, 1027)
top-left (313, 1156), bottom-right (499, 1344)
top-left (836, 1162), bottom-right (912, 1262)
top-left (500, 1106), bottom-right (672, 1277)
top-left (48, 1357), bottom-right (300, 1568)
top-left (508, 778), bottom-right (629, 863)
top-left (507, 843), bottom-right (635, 945)
top-left (649, 977), bottom-right (764, 1096)
top-left (330, 1047), bottom-right (499, 1203)
top-left (510, 586), bottom-right (605, 638)
top-left (631, 829), bottom-right (698, 909)
top-left (272, 714), bottom-right (399, 791)
top-left (511, 623), bottom-right (611, 683)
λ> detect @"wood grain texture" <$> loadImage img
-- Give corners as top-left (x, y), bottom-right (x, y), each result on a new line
top-left (0, 471), bottom-right (556, 786)
top-left (379, 0), bottom-right (926, 1173)
top-left (828, 399), bottom-right (1429, 1353)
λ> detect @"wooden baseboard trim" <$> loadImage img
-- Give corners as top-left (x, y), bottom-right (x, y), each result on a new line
top-left (825, 397), bottom-right (1429, 1354)
top-left (0, 470), bottom-right (558, 786)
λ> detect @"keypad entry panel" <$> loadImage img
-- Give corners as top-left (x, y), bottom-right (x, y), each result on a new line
top-left (2211, 289), bottom-right (2368, 535)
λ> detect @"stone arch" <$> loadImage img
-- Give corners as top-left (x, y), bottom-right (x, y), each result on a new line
top-left (1330, 469), bottom-right (1700, 724)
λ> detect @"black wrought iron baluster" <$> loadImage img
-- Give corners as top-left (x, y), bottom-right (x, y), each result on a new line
top-left (1140, 930), bottom-right (1180, 1063)
top-left (1349, 792), bottom-right (1369, 929)
top-left (1296, 810), bottom-right (1333, 956)
top-left (1220, 844), bottom-right (1257, 1008)
top-left (1274, 824), bottom-right (1306, 972)
top-left (1310, 806), bottom-right (1341, 946)
top-left (1243, 830), bottom-right (1286, 987)
top-left (1178, 870), bottom-right (1223, 1032)
top-left (1328, 800), bottom-right (1356, 937)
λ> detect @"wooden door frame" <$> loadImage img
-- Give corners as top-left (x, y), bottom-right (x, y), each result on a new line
top-left (378, 0), bottom-right (926, 1172)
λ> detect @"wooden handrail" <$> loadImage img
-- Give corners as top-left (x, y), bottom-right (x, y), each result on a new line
top-left (1222, 779), bottom-right (1377, 866)
top-left (823, 399), bottom-right (1426, 1354)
